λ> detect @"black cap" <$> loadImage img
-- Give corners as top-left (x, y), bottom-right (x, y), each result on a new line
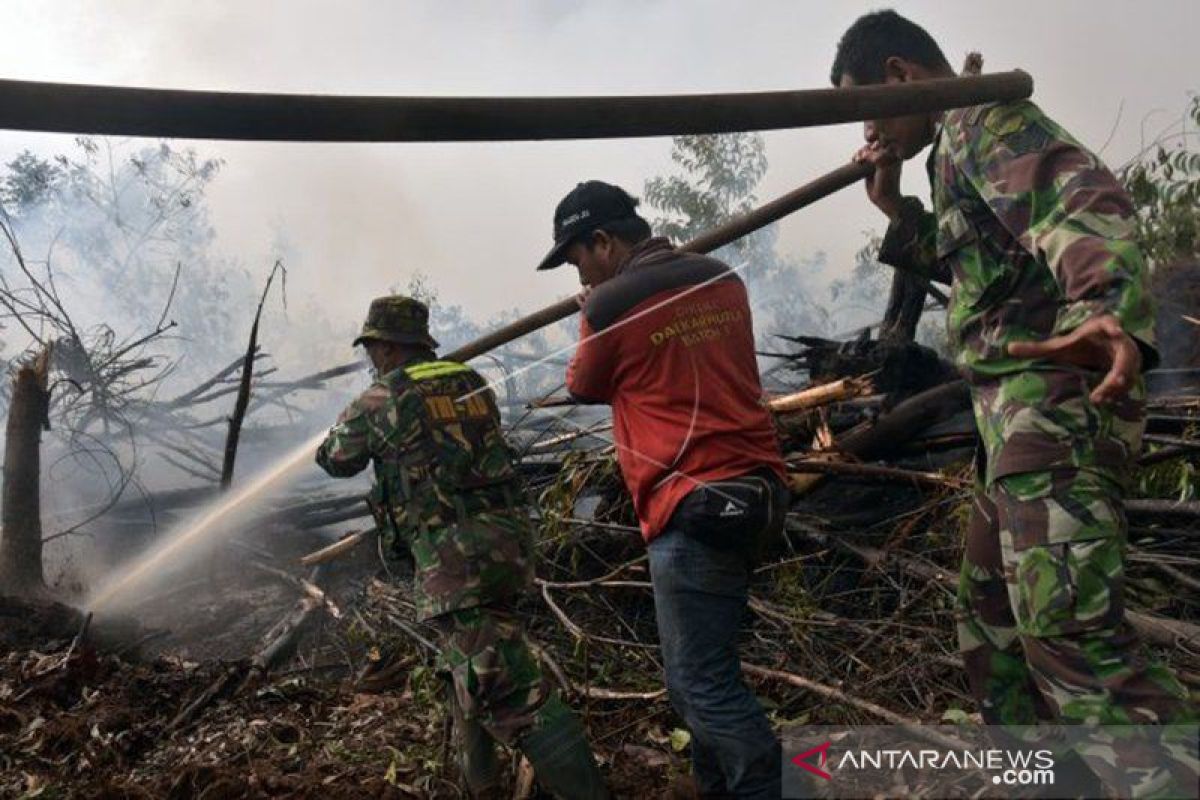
top-left (536, 180), bottom-right (640, 271)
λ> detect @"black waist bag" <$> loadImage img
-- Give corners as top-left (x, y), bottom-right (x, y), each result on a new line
top-left (671, 472), bottom-right (778, 552)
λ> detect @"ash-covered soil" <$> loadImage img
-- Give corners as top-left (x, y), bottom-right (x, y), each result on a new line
top-left (0, 577), bottom-right (674, 799)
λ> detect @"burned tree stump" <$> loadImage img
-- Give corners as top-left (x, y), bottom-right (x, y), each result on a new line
top-left (878, 268), bottom-right (931, 346)
top-left (0, 348), bottom-right (52, 596)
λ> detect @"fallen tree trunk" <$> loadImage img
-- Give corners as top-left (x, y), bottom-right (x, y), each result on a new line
top-left (164, 352), bottom-right (268, 408)
top-left (836, 380), bottom-right (972, 459)
top-left (0, 348), bottom-right (52, 596)
top-left (787, 460), bottom-right (967, 490)
top-left (246, 564), bottom-right (329, 679)
top-left (168, 564), bottom-right (328, 731)
top-left (291, 505), bottom-right (370, 530)
top-left (259, 493), bottom-right (364, 524)
top-left (786, 380), bottom-right (971, 495)
top-left (244, 595), bottom-right (324, 687)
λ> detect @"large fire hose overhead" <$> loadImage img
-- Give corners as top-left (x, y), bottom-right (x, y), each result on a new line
top-left (0, 71), bottom-right (1030, 141)
top-left (0, 68), bottom-right (1032, 360)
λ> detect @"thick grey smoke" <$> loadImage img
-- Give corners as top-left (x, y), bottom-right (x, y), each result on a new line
top-left (0, 0), bottom-right (1194, 593)
top-left (0, 1), bottom-right (1194, 339)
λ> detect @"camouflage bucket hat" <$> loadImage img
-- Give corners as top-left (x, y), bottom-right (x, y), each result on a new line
top-left (353, 295), bottom-right (440, 349)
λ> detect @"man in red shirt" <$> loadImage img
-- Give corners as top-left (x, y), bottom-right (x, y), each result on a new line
top-left (538, 181), bottom-right (789, 799)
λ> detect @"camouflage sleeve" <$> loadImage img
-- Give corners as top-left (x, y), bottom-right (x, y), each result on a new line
top-left (315, 384), bottom-right (390, 477)
top-left (877, 196), bottom-right (952, 284)
top-left (956, 101), bottom-right (1158, 364)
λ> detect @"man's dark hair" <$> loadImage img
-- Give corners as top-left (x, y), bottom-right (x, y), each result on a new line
top-left (589, 215), bottom-right (652, 247)
top-left (830, 10), bottom-right (951, 86)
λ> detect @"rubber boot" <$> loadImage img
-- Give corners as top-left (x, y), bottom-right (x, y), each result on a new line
top-left (450, 691), bottom-right (501, 798)
top-left (517, 695), bottom-right (609, 800)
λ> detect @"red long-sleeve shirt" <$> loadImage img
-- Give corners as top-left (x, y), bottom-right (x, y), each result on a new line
top-left (566, 237), bottom-right (785, 542)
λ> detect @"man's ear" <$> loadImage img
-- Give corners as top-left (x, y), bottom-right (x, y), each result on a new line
top-left (590, 229), bottom-right (612, 252)
top-left (883, 56), bottom-right (912, 83)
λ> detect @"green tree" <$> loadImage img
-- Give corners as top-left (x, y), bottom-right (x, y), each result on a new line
top-left (1120, 95), bottom-right (1200, 266)
top-left (644, 134), bottom-right (767, 246)
top-left (643, 134), bottom-right (831, 344)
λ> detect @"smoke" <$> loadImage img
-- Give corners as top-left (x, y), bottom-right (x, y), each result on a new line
top-left (0, 0), bottom-right (1189, 597)
top-left (0, 139), bottom-right (375, 597)
top-left (1, 2), bottom-right (1194, 342)
top-left (0, 129), bottom-right (877, 599)
top-left (1148, 261), bottom-right (1200, 395)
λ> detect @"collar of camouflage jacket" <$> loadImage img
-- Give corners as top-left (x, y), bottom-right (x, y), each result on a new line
top-left (375, 353), bottom-right (435, 383)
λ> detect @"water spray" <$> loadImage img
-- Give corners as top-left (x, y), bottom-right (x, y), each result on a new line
top-left (86, 430), bottom-right (328, 613)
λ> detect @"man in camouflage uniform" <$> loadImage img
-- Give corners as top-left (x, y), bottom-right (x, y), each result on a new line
top-left (316, 296), bottom-right (607, 799)
top-left (831, 10), bottom-right (1196, 796)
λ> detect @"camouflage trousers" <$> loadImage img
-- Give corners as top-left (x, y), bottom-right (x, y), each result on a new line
top-left (430, 603), bottom-right (580, 795)
top-left (956, 464), bottom-right (1198, 796)
top-left (430, 604), bottom-right (554, 746)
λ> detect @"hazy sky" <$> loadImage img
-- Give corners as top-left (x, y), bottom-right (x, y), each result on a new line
top-left (0, 0), bottom-right (1197, 339)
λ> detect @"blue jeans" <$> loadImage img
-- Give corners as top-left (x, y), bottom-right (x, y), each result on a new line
top-left (648, 471), bottom-right (786, 799)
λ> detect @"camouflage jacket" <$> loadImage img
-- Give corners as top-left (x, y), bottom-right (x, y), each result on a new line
top-left (315, 358), bottom-right (533, 620)
top-left (879, 100), bottom-right (1156, 484)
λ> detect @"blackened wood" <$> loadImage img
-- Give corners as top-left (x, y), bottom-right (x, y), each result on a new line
top-left (835, 380), bottom-right (972, 460)
top-left (0, 350), bottom-right (51, 594)
top-left (221, 262), bottom-right (284, 489)
top-left (878, 269), bottom-right (930, 345)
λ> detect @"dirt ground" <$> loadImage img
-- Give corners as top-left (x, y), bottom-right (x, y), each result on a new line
top-left (4, 445), bottom-right (1196, 799)
top-left (0, 572), bottom-right (677, 799)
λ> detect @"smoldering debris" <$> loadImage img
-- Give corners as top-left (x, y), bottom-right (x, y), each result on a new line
top-left (2, 311), bottom-right (1198, 797)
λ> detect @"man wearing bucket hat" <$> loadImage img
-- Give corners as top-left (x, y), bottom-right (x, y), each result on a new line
top-left (316, 295), bottom-right (607, 799)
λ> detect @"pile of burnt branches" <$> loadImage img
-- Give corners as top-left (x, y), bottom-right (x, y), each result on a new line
top-left (116, 323), bottom-right (1200, 737)
top-left (4, 329), bottom-right (1199, 797)
top-left (497, 346), bottom-right (1200, 736)
top-left (244, 333), bottom-right (1200, 741)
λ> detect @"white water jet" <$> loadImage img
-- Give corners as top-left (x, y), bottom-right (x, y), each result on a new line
top-left (87, 430), bottom-right (329, 613)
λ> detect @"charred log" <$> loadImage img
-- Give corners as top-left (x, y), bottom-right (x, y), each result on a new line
top-left (878, 268), bottom-right (931, 346)
top-left (836, 380), bottom-right (972, 460)
top-left (0, 348), bottom-right (52, 596)
top-left (777, 332), bottom-right (957, 404)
